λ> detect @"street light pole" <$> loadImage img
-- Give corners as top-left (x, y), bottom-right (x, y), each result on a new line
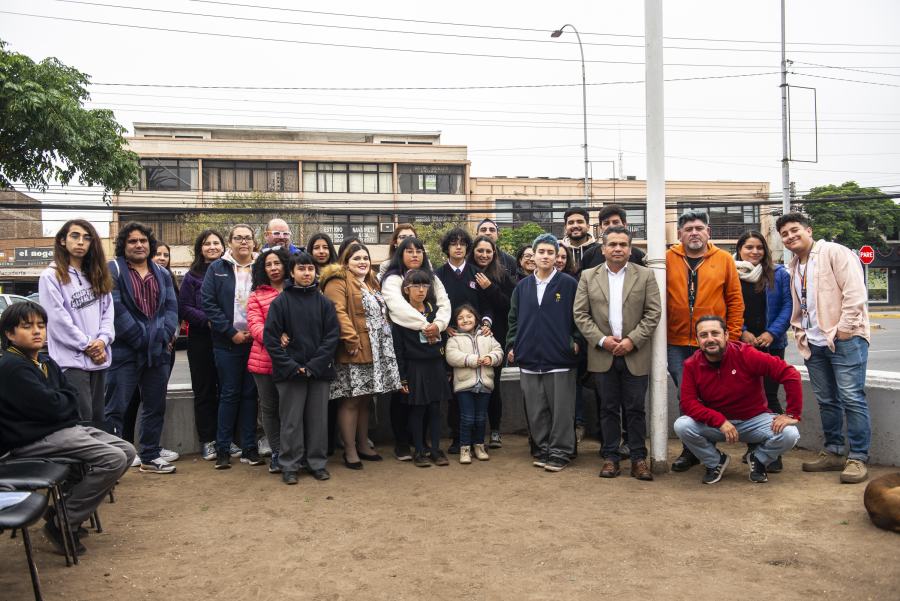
top-left (551, 25), bottom-right (589, 204)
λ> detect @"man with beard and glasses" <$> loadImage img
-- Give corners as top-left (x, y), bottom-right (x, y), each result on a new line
top-left (666, 210), bottom-right (744, 473)
top-left (674, 316), bottom-right (802, 485)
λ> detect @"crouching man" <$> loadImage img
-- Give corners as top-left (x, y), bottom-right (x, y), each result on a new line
top-left (674, 315), bottom-right (802, 485)
top-left (0, 302), bottom-right (135, 553)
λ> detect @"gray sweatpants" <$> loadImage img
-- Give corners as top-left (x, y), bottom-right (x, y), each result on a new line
top-left (521, 369), bottom-right (577, 462)
top-left (275, 377), bottom-right (331, 473)
top-left (253, 373), bottom-right (281, 452)
top-left (63, 368), bottom-right (107, 422)
top-left (11, 425), bottom-right (135, 527)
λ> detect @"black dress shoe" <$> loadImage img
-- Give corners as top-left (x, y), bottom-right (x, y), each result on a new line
top-left (307, 468), bottom-right (331, 481)
top-left (283, 471), bottom-right (299, 485)
top-left (357, 452), bottom-right (383, 461)
top-left (671, 448), bottom-right (701, 472)
top-left (448, 439), bottom-right (461, 455)
top-left (43, 519), bottom-right (85, 554)
top-left (343, 452), bottom-right (363, 470)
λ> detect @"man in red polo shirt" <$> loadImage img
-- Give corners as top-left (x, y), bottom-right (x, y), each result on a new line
top-left (674, 315), bottom-right (803, 485)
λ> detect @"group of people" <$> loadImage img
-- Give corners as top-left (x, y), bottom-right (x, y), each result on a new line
top-left (0, 204), bottom-right (874, 553)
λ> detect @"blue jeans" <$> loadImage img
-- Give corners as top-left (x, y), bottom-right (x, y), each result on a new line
top-left (667, 344), bottom-right (698, 450)
top-left (214, 345), bottom-right (259, 453)
top-left (104, 361), bottom-right (171, 462)
top-left (458, 390), bottom-right (490, 447)
top-left (674, 413), bottom-right (800, 468)
top-left (804, 336), bottom-right (871, 463)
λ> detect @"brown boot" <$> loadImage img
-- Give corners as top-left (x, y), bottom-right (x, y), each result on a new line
top-left (630, 461), bottom-right (654, 481)
top-left (802, 451), bottom-right (845, 472)
top-left (600, 460), bottom-right (620, 478)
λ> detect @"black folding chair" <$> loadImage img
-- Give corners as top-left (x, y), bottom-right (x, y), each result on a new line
top-left (0, 462), bottom-right (78, 566)
top-left (0, 490), bottom-right (51, 600)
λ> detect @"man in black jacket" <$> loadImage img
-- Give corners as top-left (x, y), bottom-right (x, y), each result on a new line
top-left (263, 252), bottom-right (340, 484)
top-left (0, 302), bottom-right (134, 553)
top-left (434, 227), bottom-right (494, 453)
top-left (475, 219), bottom-right (518, 280)
top-left (581, 204), bottom-right (647, 270)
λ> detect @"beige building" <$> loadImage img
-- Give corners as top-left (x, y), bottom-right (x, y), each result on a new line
top-left (114, 123), bottom-right (773, 268)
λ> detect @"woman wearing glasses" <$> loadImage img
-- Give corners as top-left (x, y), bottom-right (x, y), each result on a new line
top-left (516, 244), bottom-right (537, 282)
top-left (377, 223), bottom-right (429, 282)
top-left (320, 243), bottom-right (401, 470)
top-left (201, 224), bottom-right (264, 469)
top-left (381, 237), bottom-right (451, 461)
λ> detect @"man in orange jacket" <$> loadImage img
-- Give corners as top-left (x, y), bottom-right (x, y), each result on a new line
top-left (666, 209), bottom-right (744, 472)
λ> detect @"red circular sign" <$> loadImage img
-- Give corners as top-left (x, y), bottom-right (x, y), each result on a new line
top-left (859, 245), bottom-right (875, 264)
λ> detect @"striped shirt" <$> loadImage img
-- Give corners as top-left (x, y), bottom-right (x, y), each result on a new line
top-left (127, 261), bottom-right (159, 319)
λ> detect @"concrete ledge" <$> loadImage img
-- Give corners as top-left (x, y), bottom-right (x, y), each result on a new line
top-left (158, 365), bottom-right (900, 467)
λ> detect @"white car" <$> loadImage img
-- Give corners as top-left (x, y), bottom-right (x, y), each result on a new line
top-left (0, 294), bottom-right (32, 314)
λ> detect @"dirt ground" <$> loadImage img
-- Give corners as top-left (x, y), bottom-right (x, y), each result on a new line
top-left (2, 435), bottom-right (898, 601)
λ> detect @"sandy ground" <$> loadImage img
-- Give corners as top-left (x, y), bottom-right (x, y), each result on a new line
top-left (2, 435), bottom-right (898, 601)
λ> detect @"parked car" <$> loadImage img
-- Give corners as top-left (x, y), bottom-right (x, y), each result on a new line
top-left (26, 293), bottom-right (40, 304)
top-left (0, 294), bottom-right (32, 314)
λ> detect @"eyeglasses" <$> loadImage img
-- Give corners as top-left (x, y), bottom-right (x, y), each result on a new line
top-left (522, 253), bottom-right (535, 259)
top-left (232, 236), bottom-right (254, 243)
top-left (67, 232), bottom-right (93, 243)
top-left (404, 284), bottom-right (431, 291)
top-left (261, 246), bottom-right (283, 254)
top-left (403, 248), bottom-right (423, 255)
top-left (397, 234), bottom-right (411, 241)
top-left (266, 230), bottom-right (291, 238)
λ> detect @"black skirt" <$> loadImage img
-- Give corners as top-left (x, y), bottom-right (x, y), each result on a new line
top-left (403, 357), bottom-right (453, 406)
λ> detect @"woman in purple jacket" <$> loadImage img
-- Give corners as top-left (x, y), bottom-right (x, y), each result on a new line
top-left (179, 230), bottom-right (226, 460)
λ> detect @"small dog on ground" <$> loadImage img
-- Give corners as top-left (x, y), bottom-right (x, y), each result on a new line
top-left (864, 473), bottom-right (900, 533)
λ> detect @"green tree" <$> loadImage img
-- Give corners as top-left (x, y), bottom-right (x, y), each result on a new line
top-left (0, 40), bottom-right (140, 201)
top-left (178, 192), bottom-right (321, 254)
top-left (411, 216), bottom-right (467, 268)
top-left (802, 181), bottom-right (900, 251)
top-left (496, 222), bottom-right (548, 255)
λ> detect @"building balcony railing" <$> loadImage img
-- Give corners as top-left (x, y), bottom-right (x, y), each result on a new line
top-left (710, 223), bottom-right (761, 239)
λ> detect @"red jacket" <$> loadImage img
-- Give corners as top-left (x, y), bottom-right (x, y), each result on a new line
top-left (680, 341), bottom-right (802, 428)
top-left (247, 285), bottom-right (280, 375)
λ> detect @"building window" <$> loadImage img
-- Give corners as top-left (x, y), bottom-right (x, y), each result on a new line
top-left (398, 165), bottom-right (465, 194)
top-left (320, 214), bottom-right (380, 244)
top-left (303, 163), bottom-right (393, 194)
top-left (127, 213), bottom-right (187, 245)
top-left (202, 161), bottom-right (299, 193)
top-left (624, 208), bottom-right (647, 239)
top-left (677, 204), bottom-right (761, 239)
top-left (139, 159), bottom-right (198, 191)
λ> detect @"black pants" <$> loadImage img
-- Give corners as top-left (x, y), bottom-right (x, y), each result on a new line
top-left (595, 356), bottom-right (649, 463)
top-left (390, 391), bottom-right (428, 447)
top-left (594, 386), bottom-right (629, 447)
top-left (123, 350), bottom-right (177, 444)
top-left (759, 346), bottom-right (786, 414)
top-left (187, 332), bottom-right (221, 443)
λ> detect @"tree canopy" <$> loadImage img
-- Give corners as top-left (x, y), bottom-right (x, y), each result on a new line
top-left (496, 222), bottom-right (547, 255)
top-left (0, 40), bottom-right (140, 201)
top-left (802, 181), bottom-right (900, 251)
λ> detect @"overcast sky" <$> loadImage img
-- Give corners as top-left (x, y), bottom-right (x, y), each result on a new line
top-left (2, 0), bottom-right (899, 236)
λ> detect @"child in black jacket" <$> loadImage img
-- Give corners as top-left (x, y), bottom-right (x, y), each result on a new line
top-left (263, 252), bottom-right (340, 484)
top-left (392, 270), bottom-right (453, 467)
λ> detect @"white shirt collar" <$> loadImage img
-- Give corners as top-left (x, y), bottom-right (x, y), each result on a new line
top-left (606, 262), bottom-right (628, 277)
top-left (449, 259), bottom-right (467, 273)
top-left (534, 268), bottom-right (558, 285)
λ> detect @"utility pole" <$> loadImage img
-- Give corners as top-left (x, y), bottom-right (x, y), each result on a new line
top-left (645, 0), bottom-right (668, 475)
top-left (551, 25), bottom-right (589, 204)
top-left (781, 0), bottom-right (792, 261)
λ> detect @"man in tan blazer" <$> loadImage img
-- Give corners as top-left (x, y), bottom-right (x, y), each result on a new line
top-left (574, 226), bottom-right (661, 481)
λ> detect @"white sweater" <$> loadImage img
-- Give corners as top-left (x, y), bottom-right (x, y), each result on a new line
top-left (382, 273), bottom-right (451, 333)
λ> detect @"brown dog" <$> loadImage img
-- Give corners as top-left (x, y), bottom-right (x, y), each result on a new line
top-left (864, 473), bottom-right (900, 533)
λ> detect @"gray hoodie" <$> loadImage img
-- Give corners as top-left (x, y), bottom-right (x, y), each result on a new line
top-left (38, 262), bottom-right (115, 371)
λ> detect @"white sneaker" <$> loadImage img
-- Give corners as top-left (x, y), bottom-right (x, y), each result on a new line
top-left (229, 443), bottom-right (242, 458)
top-left (139, 457), bottom-right (176, 474)
top-left (257, 436), bottom-right (272, 457)
top-left (131, 454), bottom-right (141, 468)
top-left (202, 441), bottom-right (217, 461)
top-left (160, 448), bottom-right (180, 462)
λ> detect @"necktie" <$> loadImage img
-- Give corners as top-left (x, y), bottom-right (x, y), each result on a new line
top-left (455, 268), bottom-right (461, 276)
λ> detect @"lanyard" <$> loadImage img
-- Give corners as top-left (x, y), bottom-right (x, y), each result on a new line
top-left (798, 242), bottom-right (815, 327)
top-left (682, 252), bottom-right (708, 346)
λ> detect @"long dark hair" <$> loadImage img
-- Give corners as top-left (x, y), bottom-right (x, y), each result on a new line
top-left (388, 223), bottom-right (417, 260)
top-left (306, 232), bottom-right (338, 268)
top-left (467, 235), bottom-right (503, 284)
top-left (115, 221), bottom-right (158, 262)
top-left (339, 242), bottom-right (380, 292)
top-left (735, 230), bottom-right (775, 294)
top-left (387, 238), bottom-right (436, 303)
top-left (251, 246), bottom-right (291, 292)
top-left (189, 229), bottom-right (225, 276)
top-left (53, 219), bottom-right (113, 296)
top-left (337, 236), bottom-right (361, 260)
top-left (557, 243), bottom-right (578, 277)
top-left (154, 242), bottom-right (180, 296)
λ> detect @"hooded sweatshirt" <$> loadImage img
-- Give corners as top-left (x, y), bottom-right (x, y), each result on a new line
top-left (38, 262), bottom-right (115, 371)
top-left (562, 233), bottom-right (598, 271)
top-left (201, 250), bottom-right (258, 349)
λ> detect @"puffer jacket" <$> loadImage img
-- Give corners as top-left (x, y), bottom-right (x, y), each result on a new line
top-left (247, 285), bottom-right (280, 374)
top-left (734, 260), bottom-right (793, 350)
top-left (445, 332), bottom-right (504, 393)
